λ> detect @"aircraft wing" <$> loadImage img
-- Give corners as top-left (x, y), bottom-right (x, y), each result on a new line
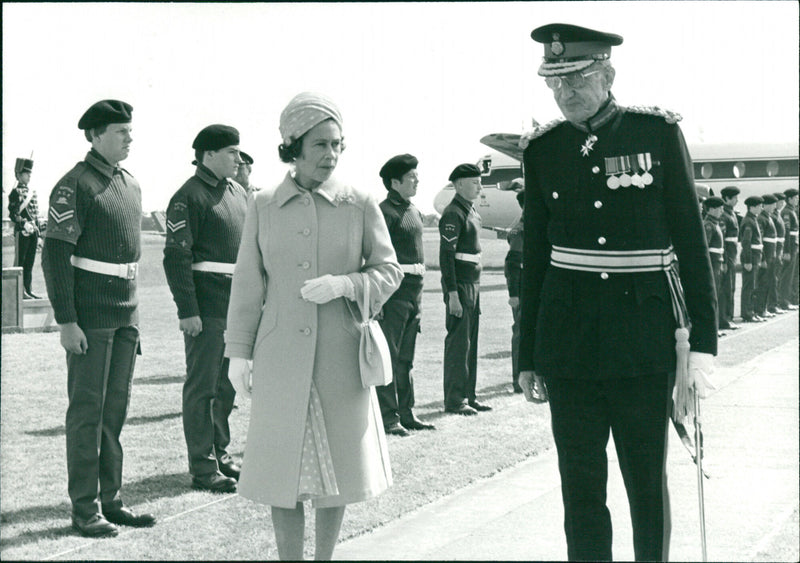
top-left (480, 133), bottom-right (524, 162)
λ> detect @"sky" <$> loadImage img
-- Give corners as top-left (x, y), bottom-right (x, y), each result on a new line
top-left (2, 1), bottom-right (798, 215)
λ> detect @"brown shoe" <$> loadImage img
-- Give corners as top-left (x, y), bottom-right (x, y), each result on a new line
top-left (72, 513), bottom-right (119, 538)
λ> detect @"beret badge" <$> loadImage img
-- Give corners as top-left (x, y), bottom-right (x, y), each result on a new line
top-left (550, 33), bottom-right (564, 56)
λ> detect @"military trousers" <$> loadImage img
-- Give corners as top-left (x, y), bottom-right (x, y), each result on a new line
top-left (740, 266), bottom-right (758, 319)
top-left (510, 301), bottom-right (521, 385)
top-left (376, 292), bottom-right (421, 427)
top-left (545, 372), bottom-right (672, 562)
top-left (754, 262), bottom-right (775, 315)
top-left (718, 258), bottom-right (736, 325)
top-left (443, 282), bottom-right (480, 410)
top-left (710, 261), bottom-right (722, 320)
top-left (182, 316), bottom-right (236, 477)
top-left (66, 325), bottom-right (138, 519)
top-left (777, 252), bottom-right (797, 307)
top-left (14, 232), bottom-right (38, 293)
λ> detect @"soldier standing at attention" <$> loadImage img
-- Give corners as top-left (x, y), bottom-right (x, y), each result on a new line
top-left (779, 188), bottom-right (799, 309)
top-left (739, 196), bottom-right (764, 322)
top-left (703, 197), bottom-right (726, 335)
top-left (41, 100), bottom-right (156, 537)
top-left (504, 186), bottom-right (525, 393)
top-left (768, 192), bottom-right (788, 314)
top-left (8, 157), bottom-right (42, 298)
top-left (718, 186), bottom-right (741, 330)
top-left (375, 154), bottom-right (436, 436)
top-left (440, 164), bottom-right (492, 416)
top-left (518, 24), bottom-right (717, 561)
top-left (754, 193), bottom-right (778, 319)
top-left (235, 150), bottom-right (259, 196)
top-left (163, 125), bottom-right (248, 493)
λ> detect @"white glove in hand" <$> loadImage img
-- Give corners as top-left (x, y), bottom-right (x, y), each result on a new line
top-left (229, 358), bottom-right (253, 399)
top-left (688, 351), bottom-right (716, 398)
top-left (301, 274), bottom-right (355, 304)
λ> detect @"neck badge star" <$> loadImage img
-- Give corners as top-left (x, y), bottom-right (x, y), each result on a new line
top-left (580, 134), bottom-right (598, 157)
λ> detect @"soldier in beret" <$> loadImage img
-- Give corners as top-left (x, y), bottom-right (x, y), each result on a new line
top-left (375, 154), bottom-right (435, 436)
top-left (7, 157), bottom-right (42, 298)
top-left (754, 194), bottom-right (778, 318)
top-left (718, 186), bottom-right (741, 329)
top-left (504, 186), bottom-right (525, 393)
top-left (518, 24), bottom-right (717, 561)
top-left (439, 163), bottom-right (492, 415)
top-left (779, 188), bottom-right (799, 309)
top-left (740, 196), bottom-right (765, 322)
top-left (235, 150), bottom-right (259, 196)
top-left (703, 197), bottom-right (726, 335)
top-left (163, 124), bottom-right (248, 493)
top-left (41, 99), bottom-right (155, 537)
top-left (767, 192), bottom-right (788, 314)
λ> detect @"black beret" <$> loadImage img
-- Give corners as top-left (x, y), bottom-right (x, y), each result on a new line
top-left (239, 151), bottom-right (254, 165)
top-left (744, 196), bottom-right (763, 207)
top-left (773, 192), bottom-right (786, 201)
top-left (703, 196), bottom-right (724, 208)
top-left (720, 186), bottom-right (740, 198)
top-left (531, 23), bottom-right (622, 76)
top-left (784, 188), bottom-right (799, 198)
top-left (78, 99), bottom-right (133, 130)
top-left (448, 163), bottom-right (482, 182)
top-left (761, 194), bottom-right (777, 204)
top-left (379, 154), bottom-right (418, 183)
top-left (192, 124), bottom-right (240, 152)
top-left (14, 158), bottom-right (33, 175)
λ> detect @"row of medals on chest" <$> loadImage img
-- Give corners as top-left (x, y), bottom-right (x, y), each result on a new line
top-left (582, 134), bottom-right (654, 190)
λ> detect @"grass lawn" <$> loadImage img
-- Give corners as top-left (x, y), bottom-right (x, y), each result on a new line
top-left (1, 230), bottom-right (555, 560)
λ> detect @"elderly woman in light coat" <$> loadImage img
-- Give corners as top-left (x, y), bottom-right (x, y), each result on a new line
top-left (225, 92), bottom-right (402, 560)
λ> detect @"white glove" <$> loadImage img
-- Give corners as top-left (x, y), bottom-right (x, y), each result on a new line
top-left (301, 274), bottom-right (355, 304)
top-left (229, 358), bottom-right (253, 399)
top-left (688, 351), bottom-right (716, 398)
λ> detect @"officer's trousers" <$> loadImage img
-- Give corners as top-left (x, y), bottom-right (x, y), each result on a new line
top-left (740, 266), bottom-right (758, 319)
top-left (545, 372), bottom-right (672, 562)
top-left (754, 262), bottom-right (775, 315)
top-left (66, 325), bottom-right (138, 518)
top-left (778, 252), bottom-right (798, 307)
top-left (443, 282), bottom-right (480, 410)
top-left (718, 258), bottom-right (736, 325)
top-left (182, 317), bottom-right (235, 477)
top-left (14, 232), bottom-right (38, 293)
top-left (377, 293), bottom-right (421, 427)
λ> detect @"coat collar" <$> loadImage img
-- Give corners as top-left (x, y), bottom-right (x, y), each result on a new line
top-left (275, 172), bottom-right (351, 207)
top-left (85, 149), bottom-right (120, 179)
top-left (195, 164), bottom-right (226, 189)
top-left (569, 93), bottom-right (619, 133)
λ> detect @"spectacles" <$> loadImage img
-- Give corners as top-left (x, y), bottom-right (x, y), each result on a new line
top-left (544, 70), bottom-right (601, 91)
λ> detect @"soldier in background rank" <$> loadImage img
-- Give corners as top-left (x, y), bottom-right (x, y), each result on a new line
top-left (754, 194), bottom-right (778, 318)
top-left (7, 157), bottom-right (41, 298)
top-left (235, 150), bottom-right (259, 196)
top-left (163, 125), bottom-right (248, 493)
top-left (718, 186), bottom-right (741, 329)
top-left (779, 188), bottom-right (799, 309)
top-left (439, 163), bottom-right (492, 416)
top-left (739, 196), bottom-right (764, 322)
top-left (519, 24), bottom-right (717, 561)
top-left (703, 197), bottom-right (726, 335)
top-left (376, 154), bottom-right (435, 436)
top-left (504, 186), bottom-right (525, 393)
top-left (41, 99), bottom-right (155, 537)
top-left (768, 192), bottom-right (788, 314)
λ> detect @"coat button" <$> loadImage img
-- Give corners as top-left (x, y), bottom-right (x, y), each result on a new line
top-left (303, 197), bottom-right (311, 206)
top-left (594, 200), bottom-right (603, 209)
top-left (592, 166), bottom-right (600, 174)
top-left (552, 192), bottom-right (559, 199)
top-left (302, 327), bottom-right (311, 335)
top-left (302, 228), bottom-right (311, 236)
top-left (301, 261), bottom-right (310, 269)
top-left (598, 236), bottom-right (607, 245)
top-left (600, 272), bottom-right (609, 280)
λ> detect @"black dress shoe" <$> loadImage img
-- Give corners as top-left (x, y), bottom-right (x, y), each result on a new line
top-left (104, 507), bottom-right (156, 528)
top-left (72, 513), bottom-right (119, 538)
top-left (191, 472), bottom-right (237, 493)
top-left (384, 422), bottom-right (410, 436)
top-left (445, 404), bottom-right (478, 416)
top-left (468, 401), bottom-right (493, 412)
top-left (218, 460), bottom-right (241, 480)
top-left (512, 383), bottom-right (524, 393)
top-left (741, 316), bottom-right (758, 323)
top-left (400, 416), bottom-right (436, 431)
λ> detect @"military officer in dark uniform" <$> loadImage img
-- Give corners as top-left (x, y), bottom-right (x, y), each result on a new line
top-left (518, 25), bottom-right (717, 561)
top-left (703, 197), bottom-right (726, 335)
top-left (163, 125), bottom-right (248, 493)
top-left (739, 195), bottom-right (764, 322)
top-left (718, 186), bottom-right (741, 329)
top-left (754, 194), bottom-right (778, 318)
top-left (768, 192), bottom-right (788, 314)
top-left (7, 157), bottom-right (42, 298)
top-left (440, 163), bottom-right (492, 415)
top-left (779, 188), bottom-right (799, 309)
top-left (375, 154), bottom-right (436, 436)
top-left (504, 186), bottom-right (525, 393)
top-left (41, 100), bottom-right (155, 537)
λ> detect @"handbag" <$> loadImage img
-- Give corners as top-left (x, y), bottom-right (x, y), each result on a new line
top-left (356, 272), bottom-right (393, 388)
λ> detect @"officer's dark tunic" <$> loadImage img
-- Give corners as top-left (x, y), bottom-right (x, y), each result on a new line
top-left (719, 203), bottom-right (740, 326)
top-left (779, 202), bottom-right (799, 306)
top-left (41, 149), bottom-right (142, 519)
top-left (376, 189), bottom-right (425, 427)
top-left (7, 183), bottom-right (40, 294)
top-left (739, 211), bottom-right (763, 320)
top-left (520, 97), bottom-right (717, 562)
top-left (439, 192), bottom-right (482, 410)
top-left (704, 213), bottom-right (724, 309)
top-left (754, 210), bottom-right (776, 315)
top-left (163, 164), bottom-right (247, 477)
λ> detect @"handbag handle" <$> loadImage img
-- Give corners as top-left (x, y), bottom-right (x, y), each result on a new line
top-left (360, 272), bottom-right (370, 324)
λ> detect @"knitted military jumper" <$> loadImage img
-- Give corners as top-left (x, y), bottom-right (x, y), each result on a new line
top-left (42, 150), bottom-right (142, 328)
top-left (163, 164), bottom-right (247, 319)
top-left (379, 189), bottom-right (425, 301)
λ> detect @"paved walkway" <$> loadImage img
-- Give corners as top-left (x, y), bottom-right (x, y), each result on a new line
top-left (336, 339), bottom-right (799, 561)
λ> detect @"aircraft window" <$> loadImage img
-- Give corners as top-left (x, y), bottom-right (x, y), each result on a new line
top-left (694, 158), bottom-right (798, 180)
top-left (700, 163), bottom-right (713, 179)
top-left (733, 162), bottom-right (746, 178)
top-left (766, 161), bottom-right (780, 177)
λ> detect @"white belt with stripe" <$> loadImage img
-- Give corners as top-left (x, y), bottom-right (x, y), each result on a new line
top-left (550, 245), bottom-right (676, 273)
top-left (400, 263), bottom-right (426, 276)
top-left (71, 256), bottom-right (138, 279)
top-left (709, 248), bottom-right (724, 254)
top-left (750, 244), bottom-right (764, 250)
top-left (763, 237), bottom-right (778, 243)
top-left (191, 261), bottom-right (236, 275)
top-left (790, 230), bottom-right (799, 236)
top-left (455, 252), bottom-right (481, 264)
top-left (724, 237), bottom-right (739, 242)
